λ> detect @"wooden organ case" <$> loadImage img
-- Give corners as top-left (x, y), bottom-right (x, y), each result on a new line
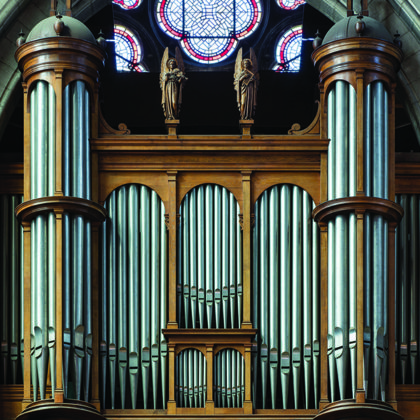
top-left (1, 2), bottom-right (420, 420)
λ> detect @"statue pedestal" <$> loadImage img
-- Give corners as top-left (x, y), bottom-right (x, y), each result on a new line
top-left (165, 119), bottom-right (180, 138)
top-left (239, 119), bottom-right (254, 139)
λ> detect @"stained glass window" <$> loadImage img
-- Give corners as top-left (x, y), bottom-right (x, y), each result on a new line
top-left (114, 25), bottom-right (147, 72)
top-left (277, 0), bottom-right (305, 10)
top-left (112, 0), bottom-right (142, 10)
top-left (156, 0), bottom-right (263, 64)
top-left (273, 25), bottom-right (303, 73)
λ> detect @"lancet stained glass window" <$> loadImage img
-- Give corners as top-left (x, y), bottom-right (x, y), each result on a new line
top-left (114, 25), bottom-right (147, 72)
top-left (277, 0), bottom-right (305, 10)
top-left (112, 0), bottom-right (142, 10)
top-left (273, 25), bottom-right (303, 73)
top-left (156, 0), bottom-right (263, 64)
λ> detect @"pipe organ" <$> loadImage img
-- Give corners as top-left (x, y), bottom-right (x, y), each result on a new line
top-left (3, 2), bottom-right (420, 420)
top-left (100, 185), bottom-right (168, 409)
top-left (252, 185), bottom-right (319, 409)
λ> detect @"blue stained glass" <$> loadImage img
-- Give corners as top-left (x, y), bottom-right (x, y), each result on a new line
top-left (277, 0), bottom-right (305, 10)
top-left (273, 26), bottom-right (303, 72)
top-left (113, 0), bottom-right (142, 10)
top-left (114, 25), bottom-right (147, 72)
top-left (156, 0), bottom-right (262, 64)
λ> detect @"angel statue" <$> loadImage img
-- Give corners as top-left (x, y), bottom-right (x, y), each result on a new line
top-left (234, 48), bottom-right (259, 120)
top-left (160, 47), bottom-right (187, 120)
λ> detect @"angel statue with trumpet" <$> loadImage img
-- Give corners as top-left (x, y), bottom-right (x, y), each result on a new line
top-left (234, 48), bottom-right (259, 121)
top-left (160, 47), bottom-right (187, 120)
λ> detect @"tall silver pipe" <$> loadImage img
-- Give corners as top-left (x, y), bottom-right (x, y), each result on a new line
top-left (151, 191), bottom-right (160, 409)
top-left (312, 203), bottom-right (320, 407)
top-left (182, 195), bottom-right (190, 328)
top-left (302, 191), bottom-right (312, 409)
top-left (30, 220), bottom-right (38, 400)
top-left (348, 85), bottom-right (357, 399)
top-left (214, 186), bottom-right (222, 329)
top-left (398, 195), bottom-right (408, 383)
top-left (327, 87), bottom-right (337, 402)
top-left (334, 81), bottom-right (349, 400)
top-left (259, 190), bottom-right (268, 408)
top-left (197, 186), bottom-right (205, 328)
top-left (128, 185), bottom-right (139, 408)
top-left (141, 186), bottom-right (151, 408)
top-left (189, 189), bottom-right (197, 328)
top-left (280, 185), bottom-right (291, 408)
top-left (84, 220), bottom-right (92, 402)
top-left (269, 187), bottom-right (279, 409)
top-left (364, 84), bottom-right (372, 394)
top-left (252, 202), bottom-right (259, 407)
top-left (1, 197), bottom-right (9, 384)
top-left (229, 194), bottom-right (237, 329)
top-left (62, 86), bottom-right (71, 398)
top-left (47, 81), bottom-right (56, 394)
top-left (410, 197), bottom-right (419, 383)
top-left (108, 191), bottom-right (117, 408)
top-left (237, 202), bottom-right (243, 327)
top-left (160, 200), bottom-right (168, 407)
top-left (222, 188), bottom-right (230, 329)
top-left (100, 206), bottom-right (107, 408)
top-left (292, 186), bottom-right (302, 409)
top-left (20, 201), bottom-right (25, 381)
top-left (205, 185), bottom-right (214, 328)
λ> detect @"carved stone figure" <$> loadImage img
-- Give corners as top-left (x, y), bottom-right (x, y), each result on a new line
top-left (234, 48), bottom-right (258, 120)
top-left (160, 47), bottom-right (187, 120)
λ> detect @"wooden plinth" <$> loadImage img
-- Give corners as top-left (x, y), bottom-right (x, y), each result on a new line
top-left (313, 399), bottom-right (403, 420)
top-left (165, 119), bottom-right (180, 138)
top-left (16, 399), bottom-right (105, 420)
top-left (239, 119), bottom-right (254, 139)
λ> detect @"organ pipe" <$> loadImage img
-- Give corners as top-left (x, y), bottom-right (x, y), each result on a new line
top-left (178, 185), bottom-right (242, 329)
top-left (253, 184), bottom-right (319, 409)
top-left (0, 195), bottom-right (23, 385)
top-left (101, 185), bottom-right (167, 409)
top-left (214, 349), bottom-right (244, 408)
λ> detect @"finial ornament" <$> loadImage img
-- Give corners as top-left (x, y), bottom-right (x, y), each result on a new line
top-left (16, 30), bottom-right (26, 48)
top-left (234, 48), bottom-right (259, 121)
top-left (312, 30), bottom-right (322, 50)
top-left (160, 47), bottom-right (188, 121)
top-left (393, 31), bottom-right (402, 49)
top-left (97, 30), bottom-right (107, 49)
top-left (54, 13), bottom-right (64, 36)
top-left (355, 12), bottom-right (365, 36)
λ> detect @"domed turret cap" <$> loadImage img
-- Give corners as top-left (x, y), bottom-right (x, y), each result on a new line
top-left (322, 15), bottom-right (393, 45)
top-left (26, 15), bottom-right (96, 44)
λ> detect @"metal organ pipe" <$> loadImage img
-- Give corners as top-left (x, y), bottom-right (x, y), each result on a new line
top-left (0, 195), bottom-right (23, 385)
top-left (395, 194), bottom-right (420, 385)
top-left (253, 184), bottom-right (319, 409)
top-left (325, 80), bottom-right (390, 401)
top-left (29, 81), bottom-right (56, 400)
top-left (214, 349), bottom-right (244, 408)
top-left (101, 185), bottom-right (168, 409)
top-left (177, 185), bottom-right (242, 329)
